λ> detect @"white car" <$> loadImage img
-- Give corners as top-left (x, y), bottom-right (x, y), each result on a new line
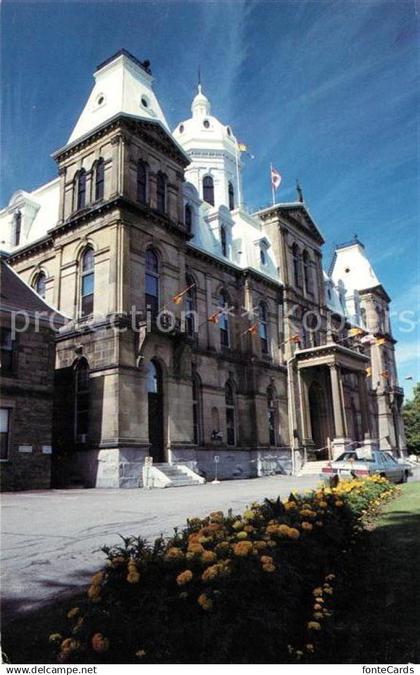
top-left (322, 450), bottom-right (410, 484)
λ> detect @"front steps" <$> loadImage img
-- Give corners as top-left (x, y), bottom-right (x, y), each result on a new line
top-left (143, 462), bottom-right (205, 488)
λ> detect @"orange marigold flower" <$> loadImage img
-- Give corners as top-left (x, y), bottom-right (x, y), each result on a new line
top-left (305, 643), bottom-right (315, 653)
top-left (165, 547), bottom-right (184, 560)
top-left (202, 564), bottom-right (220, 582)
top-left (278, 524), bottom-right (291, 536)
top-left (176, 570), bottom-right (193, 586)
top-left (301, 521), bottom-right (313, 531)
top-left (262, 563), bottom-right (276, 573)
top-left (198, 593), bottom-right (213, 610)
top-left (260, 555), bottom-right (273, 565)
top-left (67, 607), bottom-right (79, 619)
top-left (287, 528), bottom-right (300, 540)
top-left (91, 633), bottom-right (109, 653)
top-left (201, 550), bottom-right (217, 564)
top-left (188, 542), bottom-right (205, 555)
top-left (233, 540), bottom-right (254, 557)
top-left (307, 621), bottom-right (321, 631)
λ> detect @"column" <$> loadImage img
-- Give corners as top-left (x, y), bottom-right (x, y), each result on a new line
top-left (357, 371), bottom-right (371, 437)
top-left (329, 364), bottom-right (346, 438)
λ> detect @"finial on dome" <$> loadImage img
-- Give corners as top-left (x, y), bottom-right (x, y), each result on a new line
top-left (296, 179), bottom-right (304, 203)
top-left (191, 80), bottom-right (211, 118)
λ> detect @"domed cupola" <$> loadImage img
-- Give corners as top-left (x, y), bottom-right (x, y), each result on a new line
top-left (191, 84), bottom-right (211, 119)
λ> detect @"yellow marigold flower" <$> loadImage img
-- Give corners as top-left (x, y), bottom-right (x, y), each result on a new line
top-left (313, 612), bottom-right (324, 620)
top-left (198, 593), bottom-right (213, 610)
top-left (283, 500), bottom-right (297, 510)
top-left (312, 587), bottom-right (323, 596)
top-left (165, 547), bottom-right (184, 560)
top-left (236, 531), bottom-right (249, 540)
top-left (209, 511), bottom-right (224, 523)
top-left (188, 542), bottom-right (205, 555)
top-left (91, 633), bottom-right (110, 653)
top-left (243, 509), bottom-right (257, 521)
top-left (87, 584), bottom-right (101, 602)
top-left (278, 524), bottom-right (291, 536)
top-left (313, 603), bottom-right (322, 611)
top-left (232, 520), bottom-right (243, 530)
top-left (266, 524), bottom-right (279, 535)
top-left (318, 501), bottom-right (328, 509)
top-left (325, 573), bottom-right (335, 581)
top-left (301, 521), bottom-right (313, 531)
top-left (267, 540), bottom-right (277, 548)
top-left (287, 528), bottom-right (300, 540)
top-left (198, 535), bottom-right (213, 545)
top-left (127, 570), bottom-right (141, 584)
top-left (201, 550), bottom-right (217, 564)
top-left (335, 500), bottom-right (344, 507)
top-left (300, 509), bottom-right (316, 518)
top-left (61, 638), bottom-right (80, 652)
top-left (202, 564), bottom-right (220, 582)
top-left (305, 643), bottom-right (315, 653)
top-left (90, 571), bottom-right (104, 585)
top-left (233, 540), bottom-right (254, 557)
top-left (49, 633), bottom-right (62, 643)
top-left (67, 607), bottom-right (79, 619)
top-left (323, 586), bottom-right (333, 595)
top-left (307, 621), bottom-right (321, 631)
top-left (262, 563), bottom-right (276, 573)
top-left (253, 540), bottom-right (267, 551)
top-left (136, 649), bottom-right (146, 658)
top-left (260, 555), bottom-right (273, 565)
top-left (176, 570), bottom-right (193, 586)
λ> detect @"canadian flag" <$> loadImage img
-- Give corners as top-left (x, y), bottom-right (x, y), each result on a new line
top-left (271, 166), bottom-right (282, 190)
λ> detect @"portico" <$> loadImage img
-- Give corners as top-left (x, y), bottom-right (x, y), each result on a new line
top-left (295, 342), bottom-right (372, 460)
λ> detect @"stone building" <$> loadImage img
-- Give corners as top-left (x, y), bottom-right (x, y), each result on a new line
top-left (0, 50), bottom-right (406, 488)
top-left (0, 257), bottom-right (65, 490)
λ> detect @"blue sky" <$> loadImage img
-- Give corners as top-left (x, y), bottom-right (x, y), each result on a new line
top-left (1, 0), bottom-right (419, 396)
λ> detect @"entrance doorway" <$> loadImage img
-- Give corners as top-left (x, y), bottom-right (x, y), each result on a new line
top-left (308, 381), bottom-right (328, 459)
top-left (147, 360), bottom-right (164, 463)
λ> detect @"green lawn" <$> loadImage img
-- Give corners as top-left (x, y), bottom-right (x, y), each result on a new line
top-left (330, 482), bottom-right (420, 663)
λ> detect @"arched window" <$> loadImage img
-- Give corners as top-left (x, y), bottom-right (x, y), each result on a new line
top-left (185, 275), bottom-right (196, 335)
top-left (292, 243), bottom-right (300, 287)
top-left (145, 248), bottom-right (159, 318)
top-left (13, 211), bottom-right (22, 246)
top-left (219, 290), bottom-right (230, 347)
top-left (303, 250), bottom-right (311, 293)
top-left (225, 381), bottom-right (236, 446)
top-left (80, 247), bottom-right (94, 317)
top-left (192, 374), bottom-right (202, 445)
top-left (74, 358), bottom-right (89, 443)
top-left (95, 158), bottom-right (105, 201)
top-left (203, 175), bottom-right (214, 206)
top-left (260, 247), bottom-right (266, 266)
top-left (147, 359), bottom-right (161, 394)
top-left (77, 169), bottom-right (87, 210)
top-left (228, 181), bottom-right (235, 210)
top-left (220, 226), bottom-right (227, 257)
top-left (137, 160), bottom-right (147, 204)
top-left (267, 385), bottom-right (277, 446)
top-left (156, 171), bottom-right (166, 213)
top-left (34, 272), bottom-right (47, 299)
top-left (185, 203), bottom-right (193, 234)
top-left (258, 302), bottom-right (269, 354)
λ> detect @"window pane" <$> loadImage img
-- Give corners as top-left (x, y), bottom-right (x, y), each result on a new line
top-left (0, 408), bottom-right (9, 433)
top-left (82, 249), bottom-right (94, 272)
top-left (82, 273), bottom-right (94, 297)
top-left (81, 294), bottom-right (93, 316)
top-left (145, 250), bottom-right (158, 273)
top-left (145, 273), bottom-right (158, 297)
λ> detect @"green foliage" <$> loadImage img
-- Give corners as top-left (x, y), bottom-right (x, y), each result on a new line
top-left (402, 383), bottom-right (420, 454)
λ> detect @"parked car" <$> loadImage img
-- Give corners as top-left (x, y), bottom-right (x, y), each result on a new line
top-left (321, 450), bottom-right (410, 484)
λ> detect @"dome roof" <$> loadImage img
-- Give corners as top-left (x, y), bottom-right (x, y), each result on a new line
top-left (173, 85), bottom-right (237, 154)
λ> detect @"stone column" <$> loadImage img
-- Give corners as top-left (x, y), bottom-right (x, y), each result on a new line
top-left (357, 371), bottom-right (371, 437)
top-left (329, 364), bottom-right (346, 437)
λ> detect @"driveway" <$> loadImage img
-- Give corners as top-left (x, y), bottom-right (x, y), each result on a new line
top-left (1, 475), bottom-right (320, 622)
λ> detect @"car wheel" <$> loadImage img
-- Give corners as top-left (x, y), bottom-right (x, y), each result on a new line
top-left (400, 471), bottom-right (408, 484)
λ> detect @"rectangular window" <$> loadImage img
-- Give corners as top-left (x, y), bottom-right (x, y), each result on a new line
top-left (1, 329), bottom-right (15, 375)
top-left (81, 273), bottom-right (94, 316)
top-left (226, 408), bottom-right (235, 446)
top-left (0, 408), bottom-right (10, 460)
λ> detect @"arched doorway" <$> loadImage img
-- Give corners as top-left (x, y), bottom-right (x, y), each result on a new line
top-left (147, 360), bottom-right (164, 462)
top-left (308, 382), bottom-right (328, 459)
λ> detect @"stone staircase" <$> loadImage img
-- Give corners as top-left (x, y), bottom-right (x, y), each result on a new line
top-left (150, 463), bottom-right (205, 488)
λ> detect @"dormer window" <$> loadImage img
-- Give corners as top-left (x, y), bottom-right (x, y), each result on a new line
top-left (185, 203), bottom-right (193, 234)
top-left (260, 248), bottom-right (266, 266)
top-left (13, 211), bottom-right (22, 246)
top-left (203, 119), bottom-right (210, 129)
top-left (220, 226), bottom-right (227, 257)
top-left (179, 124), bottom-right (184, 133)
top-left (203, 175), bottom-right (214, 206)
top-left (34, 272), bottom-right (46, 299)
top-left (228, 181), bottom-right (235, 211)
top-left (141, 96), bottom-right (149, 108)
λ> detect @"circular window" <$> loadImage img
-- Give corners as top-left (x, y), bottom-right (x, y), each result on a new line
top-left (345, 267), bottom-right (350, 273)
top-left (179, 124), bottom-right (184, 133)
top-left (97, 95), bottom-right (104, 106)
top-left (141, 96), bottom-right (149, 108)
top-left (226, 126), bottom-right (231, 136)
top-left (203, 119), bottom-right (210, 129)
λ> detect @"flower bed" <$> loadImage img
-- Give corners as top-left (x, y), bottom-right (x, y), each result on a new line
top-left (50, 476), bottom-right (398, 664)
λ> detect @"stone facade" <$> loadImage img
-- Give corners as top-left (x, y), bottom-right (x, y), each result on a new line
top-left (1, 51), bottom-right (406, 489)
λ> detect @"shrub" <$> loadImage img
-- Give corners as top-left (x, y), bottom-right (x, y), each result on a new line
top-left (50, 476), bottom-right (397, 664)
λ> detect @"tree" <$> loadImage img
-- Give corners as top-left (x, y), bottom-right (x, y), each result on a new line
top-left (402, 383), bottom-right (420, 455)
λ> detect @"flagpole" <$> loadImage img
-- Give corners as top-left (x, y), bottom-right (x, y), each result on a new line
top-left (270, 163), bottom-right (275, 206)
top-left (235, 138), bottom-right (242, 209)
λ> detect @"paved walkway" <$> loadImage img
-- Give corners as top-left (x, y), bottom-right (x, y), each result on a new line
top-left (1, 475), bottom-right (319, 622)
